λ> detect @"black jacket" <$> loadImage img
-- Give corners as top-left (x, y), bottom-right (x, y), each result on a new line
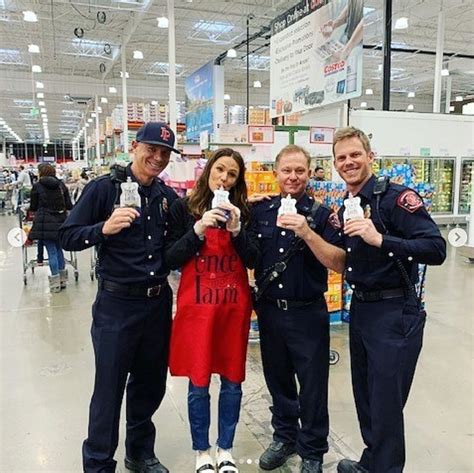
top-left (29, 177), bottom-right (73, 241)
top-left (164, 198), bottom-right (260, 270)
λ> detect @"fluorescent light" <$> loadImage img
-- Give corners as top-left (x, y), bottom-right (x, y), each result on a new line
top-left (360, 102), bottom-right (368, 108)
top-left (37, 92), bottom-right (44, 98)
top-left (97, 106), bottom-right (102, 113)
top-left (36, 81), bottom-right (44, 89)
top-left (157, 17), bottom-right (169, 28)
top-left (455, 96), bottom-right (463, 102)
top-left (23, 11), bottom-right (38, 22)
top-left (224, 94), bottom-right (231, 100)
top-left (108, 86), bottom-right (117, 93)
top-left (120, 71), bottom-right (129, 78)
top-left (151, 100), bottom-right (158, 105)
top-left (87, 118), bottom-right (93, 123)
top-left (133, 50), bottom-right (144, 59)
top-left (394, 17), bottom-right (408, 29)
top-left (378, 64), bottom-right (383, 72)
top-left (32, 65), bottom-right (42, 73)
top-left (365, 88), bottom-right (373, 95)
top-left (91, 112), bottom-right (97, 118)
top-left (28, 44), bottom-right (40, 53)
top-left (101, 97), bottom-right (108, 103)
top-left (40, 108), bottom-right (46, 113)
top-left (441, 68), bottom-right (450, 76)
top-left (408, 91), bottom-right (415, 98)
top-left (449, 106), bottom-right (455, 112)
top-left (253, 80), bottom-right (262, 88)
top-left (38, 101), bottom-right (45, 106)
top-left (407, 104), bottom-right (414, 111)
top-left (227, 48), bottom-right (237, 58)
top-left (85, 123), bottom-right (90, 127)
top-left (41, 113), bottom-right (47, 118)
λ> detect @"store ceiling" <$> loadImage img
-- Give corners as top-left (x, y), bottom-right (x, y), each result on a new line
top-left (0, 0), bottom-right (473, 143)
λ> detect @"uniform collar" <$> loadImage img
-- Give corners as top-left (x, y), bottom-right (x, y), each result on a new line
top-left (346, 174), bottom-right (376, 200)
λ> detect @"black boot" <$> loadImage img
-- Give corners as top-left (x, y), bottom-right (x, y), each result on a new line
top-left (301, 458), bottom-right (323, 473)
top-left (259, 441), bottom-right (296, 470)
top-left (125, 456), bottom-right (169, 473)
top-left (337, 458), bottom-right (368, 473)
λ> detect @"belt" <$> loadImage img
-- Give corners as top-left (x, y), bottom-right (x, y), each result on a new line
top-left (100, 279), bottom-right (167, 298)
top-left (263, 296), bottom-right (323, 311)
top-left (353, 287), bottom-right (408, 302)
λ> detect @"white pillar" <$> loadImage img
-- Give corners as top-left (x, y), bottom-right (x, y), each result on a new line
top-left (433, 8), bottom-right (445, 113)
top-left (95, 95), bottom-right (101, 165)
top-left (167, 0), bottom-right (177, 133)
top-left (469, 165), bottom-right (474, 246)
top-left (121, 45), bottom-right (129, 154)
top-left (445, 75), bottom-right (452, 114)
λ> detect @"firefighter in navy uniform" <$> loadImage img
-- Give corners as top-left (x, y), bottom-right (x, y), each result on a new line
top-left (332, 127), bottom-right (446, 473)
top-left (59, 122), bottom-right (179, 473)
top-left (251, 145), bottom-right (345, 473)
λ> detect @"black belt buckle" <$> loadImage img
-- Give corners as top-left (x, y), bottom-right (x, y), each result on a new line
top-left (277, 299), bottom-right (288, 311)
top-left (146, 285), bottom-right (162, 298)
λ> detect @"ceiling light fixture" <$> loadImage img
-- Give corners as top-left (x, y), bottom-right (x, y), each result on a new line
top-left (360, 102), bottom-right (368, 108)
top-left (28, 44), bottom-right (40, 53)
top-left (101, 97), bottom-right (108, 103)
top-left (365, 88), bottom-right (373, 95)
top-left (37, 92), bottom-right (44, 98)
top-left (38, 101), bottom-right (45, 106)
top-left (40, 108), bottom-right (46, 113)
top-left (455, 96), bottom-right (463, 102)
top-left (253, 80), bottom-right (262, 88)
top-left (133, 50), bottom-right (144, 59)
top-left (441, 68), bottom-right (450, 76)
top-left (36, 81), bottom-right (44, 89)
top-left (394, 17), bottom-right (408, 29)
top-left (224, 94), bottom-right (231, 100)
top-left (32, 65), bottom-right (42, 73)
top-left (157, 17), bottom-right (169, 28)
top-left (408, 91), bottom-right (415, 98)
top-left (151, 100), bottom-right (158, 105)
top-left (108, 86), bottom-right (117, 93)
top-left (23, 11), bottom-right (38, 22)
top-left (227, 48), bottom-right (237, 58)
top-left (449, 105), bottom-right (455, 112)
top-left (407, 104), bottom-right (414, 111)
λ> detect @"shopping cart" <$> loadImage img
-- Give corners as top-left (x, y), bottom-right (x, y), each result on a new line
top-left (19, 206), bottom-right (80, 285)
top-left (0, 184), bottom-right (15, 215)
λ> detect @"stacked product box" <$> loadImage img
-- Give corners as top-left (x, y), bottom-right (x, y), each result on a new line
top-left (245, 171), bottom-right (279, 196)
top-left (325, 270), bottom-right (343, 323)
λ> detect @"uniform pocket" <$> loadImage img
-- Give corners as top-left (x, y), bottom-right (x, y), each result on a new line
top-left (401, 299), bottom-right (425, 338)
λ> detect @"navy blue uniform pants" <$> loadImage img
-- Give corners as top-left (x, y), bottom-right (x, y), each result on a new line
top-left (256, 297), bottom-right (329, 460)
top-left (349, 295), bottom-right (425, 473)
top-left (83, 285), bottom-right (172, 473)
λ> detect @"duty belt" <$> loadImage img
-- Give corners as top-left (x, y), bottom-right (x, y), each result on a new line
top-left (100, 279), bottom-right (167, 298)
top-left (263, 296), bottom-right (324, 311)
top-left (353, 287), bottom-right (408, 302)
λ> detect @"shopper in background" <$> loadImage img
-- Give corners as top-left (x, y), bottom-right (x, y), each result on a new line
top-left (314, 166), bottom-right (325, 181)
top-left (332, 127), bottom-right (446, 473)
top-left (14, 164), bottom-right (32, 208)
top-left (28, 163), bottom-right (72, 292)
top-left (164, 148), bottom-right (259, 473)
top-left (251, 145), bottom-right (345, 473)
top-left (59, 122), bottom-right (179, 473)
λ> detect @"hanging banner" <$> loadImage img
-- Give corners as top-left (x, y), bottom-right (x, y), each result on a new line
top-left (270, 0), bottom-right (364, 118)
top-left (185, 62), bottom-right (224, 142)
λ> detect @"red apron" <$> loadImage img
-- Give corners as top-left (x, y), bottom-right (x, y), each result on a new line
top-left (169, 228), bottom-right (252, 387)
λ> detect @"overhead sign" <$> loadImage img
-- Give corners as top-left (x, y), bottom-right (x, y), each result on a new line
top-left (270, 0), bottom-right (364, 118)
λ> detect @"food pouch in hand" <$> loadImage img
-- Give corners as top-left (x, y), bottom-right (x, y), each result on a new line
top-left (277, 194), bottom-right (297, 227)
top-left (343, 194), bottom-right (364, 222)
top-left (211, 186), bottom-right (230, 228)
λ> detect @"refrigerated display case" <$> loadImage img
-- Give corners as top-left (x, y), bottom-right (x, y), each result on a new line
top-left (377, 156), bottom-right (455, 214)
top-left (459, 158), bottom-right (474, 214)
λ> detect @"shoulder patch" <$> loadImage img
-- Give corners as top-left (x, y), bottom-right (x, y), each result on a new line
top-left (397, 190), bottom-right (423, 213)
top-left (328, 212), bottom-right (342, 229)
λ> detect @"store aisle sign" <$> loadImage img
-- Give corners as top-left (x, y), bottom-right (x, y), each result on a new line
top-left (248, 126), bottom-right (274, 144)
top-left (310, 126), bottom-right (335, 144)
top-left (270, 0), bottom-right (363, 118)
top-left (185, 62), bottom-right (214, 142)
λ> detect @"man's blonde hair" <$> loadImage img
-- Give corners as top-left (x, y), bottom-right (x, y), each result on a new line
top-left (275, 144), bottom-right (311, 168)
top-left (332, 127), bottom-right (371, 156)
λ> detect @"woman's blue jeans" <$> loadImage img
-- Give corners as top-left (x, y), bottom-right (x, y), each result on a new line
top-left (188, 377), bottom-right (242, 451)
top-left (44, 239), bottom-right (65, 275)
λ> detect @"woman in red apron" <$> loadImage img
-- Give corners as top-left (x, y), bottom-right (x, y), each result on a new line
top-left (164, 148), bottom-right (259, 473)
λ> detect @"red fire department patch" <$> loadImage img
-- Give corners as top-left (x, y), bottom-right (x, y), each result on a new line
top-left (397, 190), bottom-right (423, 213)
top-left (328, 212), bottom-right (342, 229)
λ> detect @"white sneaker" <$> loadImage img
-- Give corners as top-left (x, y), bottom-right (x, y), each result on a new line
top-left (196, 449), bottom-right (215, 473)
top-left (216, 448), bottom-right (238, 473)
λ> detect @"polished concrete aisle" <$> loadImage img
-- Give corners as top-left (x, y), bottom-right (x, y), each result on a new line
top-left (1, 213), bottom-right (472, 472)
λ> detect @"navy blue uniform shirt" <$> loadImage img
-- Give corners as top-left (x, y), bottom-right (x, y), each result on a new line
top-left (337, 175), bottom-right (446, 292)
top-left (59, 164), bottom-right (178, 285)
top-left (250, 194), bottom-right (343, 300)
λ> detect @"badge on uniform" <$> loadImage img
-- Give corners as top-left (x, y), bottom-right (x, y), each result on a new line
top-left (120, 177), bottom-right (141, 208)
top-left (162, 197), bottom-right (168, 213)
top-left (328, 212), bottom-right (342, 229)
top-left (343, 194), bottom-right (364, 222)
top-left (277, 194), bottom-right (297, 227)
top-left (397, 190), bottom-right (424, 213)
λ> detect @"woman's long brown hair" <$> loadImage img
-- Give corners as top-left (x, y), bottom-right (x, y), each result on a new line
top-left (187, 148), bottom-right (250, 225)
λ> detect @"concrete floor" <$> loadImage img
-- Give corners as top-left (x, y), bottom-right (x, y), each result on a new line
top-left (0, 213), bottom-right (472, 473)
